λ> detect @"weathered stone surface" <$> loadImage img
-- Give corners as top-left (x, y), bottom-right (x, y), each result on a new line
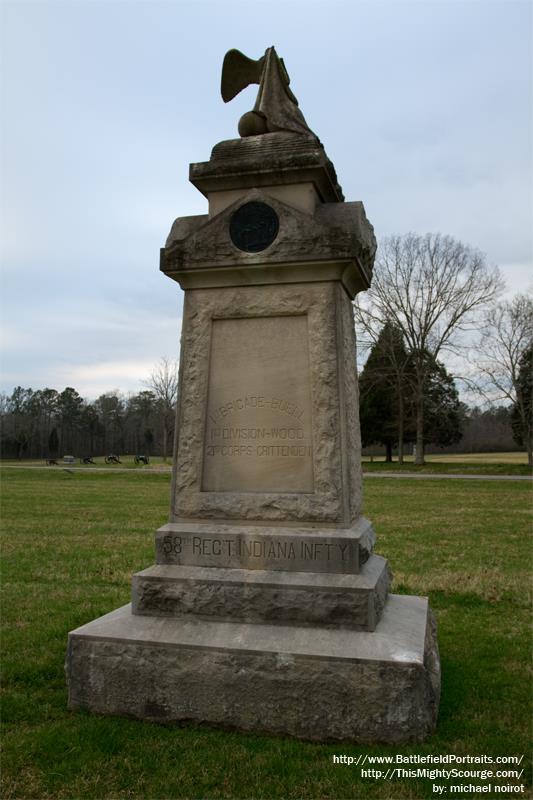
top-left (170, 282), bottom-right (364, 525)
top-left (338, 286), bottom-right (362, 523)
top-left (202, 315), bottom-right (314, 493)
top-left (190, 133), bottom-right (344, 202)
top-left (155, 519), bottom-right (375, 573)
top-left (66, 594), bottom-right (440, 742)
top-left (131, 555), bottom-right (390, 630)
top-left (161, 189), bottom-right (375, 297)
top-left (207, 182), bottom-right (319, 218)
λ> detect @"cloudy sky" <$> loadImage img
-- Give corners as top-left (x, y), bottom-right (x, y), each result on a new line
top-left (1, 0), bottom-right (531, 399)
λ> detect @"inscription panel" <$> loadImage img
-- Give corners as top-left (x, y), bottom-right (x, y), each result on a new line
top-left (172, 283), bottom-right (346, 523)
top-left (155, 530), bottom-right (359, 574)
top-left (202, 316), bottom-right (314, 493)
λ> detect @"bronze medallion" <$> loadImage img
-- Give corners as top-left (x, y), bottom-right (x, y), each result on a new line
top-left (229, 201), bottom-right (279, 253)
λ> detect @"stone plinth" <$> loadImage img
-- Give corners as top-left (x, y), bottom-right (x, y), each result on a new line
top-left (131, 555), bottom-right (391, 630)
top-left (67, 595), bottom-right (440, 742)
top-left (66, 130), bottom-right (440, 742)
top-left (189, 133), bottom-right (345, 205)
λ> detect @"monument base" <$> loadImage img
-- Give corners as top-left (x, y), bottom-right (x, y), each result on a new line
top-left (66, 594), bottom-right (440, 743)
top-left (131, 555), bottom-right (390, 631)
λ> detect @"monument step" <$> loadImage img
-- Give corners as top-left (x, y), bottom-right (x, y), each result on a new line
top-left (155, 517), bottom-right (375, 575)
top-left (66, 594), bottom-right (440, 743)
top-left (131, 554), bottom-right (390, 630)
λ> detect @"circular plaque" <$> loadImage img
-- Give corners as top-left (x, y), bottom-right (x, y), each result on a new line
top-left (229, 201), bottom-right (279, 253)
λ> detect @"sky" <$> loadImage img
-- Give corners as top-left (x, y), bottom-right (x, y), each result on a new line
top-left (1, 0), bottom-right (532, 399)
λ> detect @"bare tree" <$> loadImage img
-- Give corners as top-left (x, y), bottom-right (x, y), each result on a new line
top-left (354, 233), bottom-right (502, 464)
top-left (476, 294), bottom-right (533, 466)
top-left (144, 358), bottom-right (179, 462)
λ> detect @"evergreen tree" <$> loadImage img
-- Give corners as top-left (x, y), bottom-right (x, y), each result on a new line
top-left (420, 357), bottom-right (464, 448)
top-left (510, 346), bottom-right (532, 460)
top-left (359, 324), bottom-right (464, 459)
top-left (48, 427), bottom-right (59, 456)
top-left (359, 322), bottom-right (413, 461)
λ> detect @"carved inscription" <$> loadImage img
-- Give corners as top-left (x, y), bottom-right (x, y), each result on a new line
top-left (207, 425), bottom-right (311, 458)
top-left (208, 396), bottom-right (305, 423)
top-left (202, 316), bottom-right (314, 493)
top-left (160, 534), bottom-right (353, 571)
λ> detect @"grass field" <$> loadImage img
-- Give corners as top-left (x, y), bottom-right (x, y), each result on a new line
top-left (1, 468), bottom-right (532, 799)
top-left (0, 456), bottom-right (172, 470)
top-left (363, 451), bottom-right (529, 465)
top-left (424, 452), bottom-right (528, 464)
top-left (361, 452), bottom-right (531, 476)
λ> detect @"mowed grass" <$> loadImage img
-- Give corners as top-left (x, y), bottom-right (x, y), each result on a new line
top-left (362, 456), bottom-right (530, 476)
top-left (0, 455), bottom-right (172, 470)
top-left (1, 468), bottom-right (531, 800)
top-left (363, 452), bottom-right (529, 465)
top-left (425, 452), bottom-right (528, 464)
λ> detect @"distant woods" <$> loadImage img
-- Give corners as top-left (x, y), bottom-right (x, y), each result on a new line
top-left (0, 373), bottom-right (522, 464)
top-left (0, 359), bottom-right (179, 462)
top-left (355, 233), bottom-right (532, 465)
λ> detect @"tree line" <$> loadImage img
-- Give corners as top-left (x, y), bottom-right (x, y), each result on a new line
top-left (0, 379), bottom-right (523, 463)
top-left (355, 233), bottom-right (532, 466)
top-left (0, 359), bottom-right (178, 462)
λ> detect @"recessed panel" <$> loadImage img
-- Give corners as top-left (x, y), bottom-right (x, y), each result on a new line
top-left (202, 316), bottom-right (314, 493)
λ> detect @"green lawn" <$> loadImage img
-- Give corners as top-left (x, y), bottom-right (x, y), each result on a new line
top-left (0, 455), bottom-right (171, 470)
top-left (1, 468), bottom-right (531, 800)
top-left (363, 452), bottom-right (529, 465)
top-left (362, 459), bottom-right (531, 476)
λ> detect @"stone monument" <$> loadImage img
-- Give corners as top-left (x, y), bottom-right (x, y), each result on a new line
top-left (66, 47), bottom-right (440, 742)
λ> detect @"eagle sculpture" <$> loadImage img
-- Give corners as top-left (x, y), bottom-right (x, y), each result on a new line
top-left (221, 46), bottom-right (316, 139)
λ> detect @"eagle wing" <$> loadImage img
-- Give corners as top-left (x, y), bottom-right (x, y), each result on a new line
top-left (221, 49), bottom-right (264, 103)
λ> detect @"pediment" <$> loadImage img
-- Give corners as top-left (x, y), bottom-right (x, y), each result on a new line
top-left (160, 189), bottom-right (376, 297)
top-left (162, 189), bottom-right (365, 268)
